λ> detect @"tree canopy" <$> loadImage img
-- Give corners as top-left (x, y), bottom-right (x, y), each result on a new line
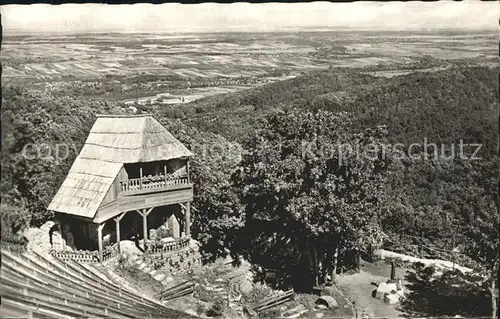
top-left (230, 109), bottom-right (391, 289)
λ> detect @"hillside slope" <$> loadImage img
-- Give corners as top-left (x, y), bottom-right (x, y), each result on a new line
top-left (166, 65), bottom-right (497, 159)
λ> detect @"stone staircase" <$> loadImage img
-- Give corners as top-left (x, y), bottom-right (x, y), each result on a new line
top-left (128, 247), bottom-right (248, 316)
top-left (128, 240), bottom-right (202, 288)
top-left (203, 278), bottom-right (244, 315)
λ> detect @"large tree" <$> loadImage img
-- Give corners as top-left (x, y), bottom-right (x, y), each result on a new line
top-left (232, 109), bottom-right (391, 289)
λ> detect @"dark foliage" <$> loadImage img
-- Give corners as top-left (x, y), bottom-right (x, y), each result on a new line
top-left (401, 266), bottom-right (492, 317)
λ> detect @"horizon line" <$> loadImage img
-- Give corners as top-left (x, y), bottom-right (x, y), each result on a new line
top-left (4, 26), bottom-right (497, 36)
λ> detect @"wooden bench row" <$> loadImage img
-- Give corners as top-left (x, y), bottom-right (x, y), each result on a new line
top-left (1, 261), bottom-right (152, 318)
top-left (29, 250), bottom-right (167, 311)
top-left (0, 250), bottom-right (189, 318)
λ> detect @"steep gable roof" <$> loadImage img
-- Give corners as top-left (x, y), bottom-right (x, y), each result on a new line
top-left (48, 114), bottom-right (192, 219)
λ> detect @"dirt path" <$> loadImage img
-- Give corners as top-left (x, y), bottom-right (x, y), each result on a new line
top-left (335, 262), bottom-right (406, 318)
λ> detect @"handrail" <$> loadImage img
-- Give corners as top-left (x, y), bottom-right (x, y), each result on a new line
top-left (144, 237), bottom-right (190, 254)
top-left (119, 173), bottom-right (189, 193)
top-left (50, 247), bottom-right (116, 263)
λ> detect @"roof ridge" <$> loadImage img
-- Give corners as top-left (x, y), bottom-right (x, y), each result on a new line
top-left (96, 113), bottom-right (153, 118)
top-left (89, 131), bottom-right (166, 134)
top-left (83, 142), bottom-right (177, 150)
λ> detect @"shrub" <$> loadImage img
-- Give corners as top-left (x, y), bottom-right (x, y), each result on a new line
top-left (206, 299), bottom-right (225, 317)
top-left (1, 203), bottom-right (30, 239)
top-left (196, 302), bottom-right (206, 316)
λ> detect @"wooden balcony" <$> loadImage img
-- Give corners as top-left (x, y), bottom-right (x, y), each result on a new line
top-left (120, 174), bottom-right (190, 195)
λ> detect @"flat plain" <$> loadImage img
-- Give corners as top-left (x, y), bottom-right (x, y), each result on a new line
top-left (2, 30), bottom-right (496, 105)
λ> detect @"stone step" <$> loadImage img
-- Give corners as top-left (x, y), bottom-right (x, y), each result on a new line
top-left (162, 276), bottom-right (175, 285)
top-left (148, 270), bottom-right (157, 276)
top-left (281, 309), bottom-right (309, 319)
top-left (282, 305), bottom-right (308, 318)
top-left (229, 302), bottom-right (242, 309)
top-left (134, 259), bottom-right (143, 265)
top-left (137, 263), bottom-right (146, 270)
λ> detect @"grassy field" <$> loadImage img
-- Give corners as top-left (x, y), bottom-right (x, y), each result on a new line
top-left (3, 31), bottom-right (496, 84)
top-left (2, 30), bottom-right (496, 108)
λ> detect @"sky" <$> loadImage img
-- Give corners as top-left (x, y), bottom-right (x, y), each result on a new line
top-left (1, 1), bottom-right (498, 34)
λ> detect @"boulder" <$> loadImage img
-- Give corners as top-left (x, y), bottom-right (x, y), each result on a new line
top-left (315, 296), bottom-right (338, 309)
top-left (384, 293), bottom-right (400, 305)
top-left (375, 282), bottom-right (397, 299)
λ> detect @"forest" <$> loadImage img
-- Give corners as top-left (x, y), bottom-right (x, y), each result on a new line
top-left (1, 65), bottom-right (498, 316)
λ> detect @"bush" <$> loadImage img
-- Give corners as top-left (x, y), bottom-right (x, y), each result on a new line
top-left (1, 203), bottom-right (30, 239)
top-left (206, 299), bottom-right (225, 317)
top-left (196, 302), bottom-right (206, 316)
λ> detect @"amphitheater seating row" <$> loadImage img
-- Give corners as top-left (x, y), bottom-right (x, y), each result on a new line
top-left (0, 249), bottom-right (198, 319)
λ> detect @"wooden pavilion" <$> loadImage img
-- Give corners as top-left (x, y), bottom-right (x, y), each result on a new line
top-left (48, 114), bottom-right (193, 262)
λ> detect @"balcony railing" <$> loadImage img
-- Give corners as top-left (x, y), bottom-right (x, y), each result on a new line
top-left (144, 237), bottom-right (191, 255)
top-left (50, 247), bottom-right (116, 263)
top-left (120, 174), bottom-right (189, 193)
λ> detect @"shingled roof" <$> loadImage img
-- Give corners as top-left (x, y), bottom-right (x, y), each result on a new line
top-left (48, 114), bottom-right (192, 219)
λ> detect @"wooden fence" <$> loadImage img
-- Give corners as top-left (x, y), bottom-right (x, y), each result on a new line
top-left (145, 237), bottom-right (190, 254)
top-left (244, 288), bottom-right (295, 316)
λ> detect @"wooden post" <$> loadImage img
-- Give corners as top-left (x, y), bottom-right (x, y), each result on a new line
top-left (114, 212), bottom-right (127, 255)
top-left (97, 223), bottom-right (105, 263)
top-left (185, 202), bottom-right (191, 237)
top-left (332, 245), bottom-right (339, 284)
top-left (164, 165), bottom-right (168, 185)
top-left (142, 208), bottom-right (148, 247)
top-left (186, 160), bottom-right (190, 183)
top-left (116, 219), bottom-right (120, 254)
top-left (137, 208), bottom-right (154, 250)
top-left (139, 167), bottom-right (143, 190)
